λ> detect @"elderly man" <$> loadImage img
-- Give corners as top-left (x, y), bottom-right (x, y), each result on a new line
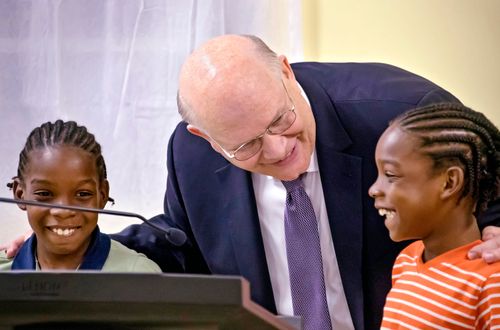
top-left (102, 35), bottom-right (500, 329)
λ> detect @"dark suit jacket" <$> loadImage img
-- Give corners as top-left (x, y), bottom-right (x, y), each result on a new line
top-left (114, 62), bottom-right (500, 329)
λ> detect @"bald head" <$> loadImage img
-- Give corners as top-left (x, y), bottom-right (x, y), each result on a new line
top-left (177, 35), bottom-right (316, 181)
top-left (178, 35), bottom-right (282, 130)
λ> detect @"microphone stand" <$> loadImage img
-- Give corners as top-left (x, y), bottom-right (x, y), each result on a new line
top-left (0, 197), bottom-right (186, 246)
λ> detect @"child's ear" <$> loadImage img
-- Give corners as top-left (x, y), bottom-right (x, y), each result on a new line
top-left (441, 166), bottom-right (465, 200)
top-left (98, 180), bottom-right (110, 209)
top-left (11, 179), bottom-right (27, 211)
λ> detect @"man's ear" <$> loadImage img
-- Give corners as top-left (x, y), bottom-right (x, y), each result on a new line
top-left (186, 124), bottom-right (222, 153)
top-left (98, 179), bottom-right (110, 209)
top-left (12, 179), bottom-right (26, 211)
top-left (186, 124), bottom-right (209, 140)
top-left (278, 55), bottom-right (296, 81)
top-left (441, 166), bottom-right (465, 200)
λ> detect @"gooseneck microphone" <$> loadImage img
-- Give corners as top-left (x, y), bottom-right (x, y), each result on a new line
top-left (0, 197), bottom-right (187, 246)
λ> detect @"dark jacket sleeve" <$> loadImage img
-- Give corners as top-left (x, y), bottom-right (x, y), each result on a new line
top-left (161, 122), bottom-right (211, 274)
top-left (110, 213), bottom-right (186, 273)
top-left (417, 86), bottom-right (461, 107)
top-left (478, 199), bottom-right (500, 229)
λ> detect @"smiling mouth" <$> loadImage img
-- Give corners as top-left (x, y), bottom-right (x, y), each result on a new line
top-left (275, 145), bottom-right (296, 165)
top-left (378, 208), bottom-right (396, 220)
top-left (49, 227), bottom-right (79, 237)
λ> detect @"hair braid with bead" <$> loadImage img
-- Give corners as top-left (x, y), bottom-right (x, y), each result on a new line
top-left (392, 103), bottom-right (500, 214)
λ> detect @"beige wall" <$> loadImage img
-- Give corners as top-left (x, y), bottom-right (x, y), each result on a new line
top-left (302, 0), bottom-right (500, 126)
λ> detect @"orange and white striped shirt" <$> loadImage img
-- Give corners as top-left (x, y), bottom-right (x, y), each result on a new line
top-left (382, 240), bottom-right (500, 329)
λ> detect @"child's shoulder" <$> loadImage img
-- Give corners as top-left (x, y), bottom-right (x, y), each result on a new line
top-left (396, 240), bottom-right (500, 275)
top-left (0, 249), bottom-right (13, 271)
top-left (108, 239), bottom-right (143, 259)
top-left (434, 240), bottom-right (500, 278)
top-left (103, 239), bottom-right (161, 273)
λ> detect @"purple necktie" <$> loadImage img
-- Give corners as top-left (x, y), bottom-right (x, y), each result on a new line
top-left (282, 178), bottom-right (332, 330)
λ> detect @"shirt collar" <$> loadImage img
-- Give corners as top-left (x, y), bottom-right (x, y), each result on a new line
top-left (12, 226), bottom-right (111, 270)
top-left (307, 149), bottom-right (319, 173)
top-left (297, 81), bottom-right (317, 174)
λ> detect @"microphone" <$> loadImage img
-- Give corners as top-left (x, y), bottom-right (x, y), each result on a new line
top-left (0, 197), bottom-right (187, 247)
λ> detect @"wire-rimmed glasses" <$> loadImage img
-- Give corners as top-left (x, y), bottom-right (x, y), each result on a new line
top-left (211, 80), bottom-right (296, 161)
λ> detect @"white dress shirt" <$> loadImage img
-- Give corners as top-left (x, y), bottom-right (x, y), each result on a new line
top-left (252, 150), bottom-right (355, 330)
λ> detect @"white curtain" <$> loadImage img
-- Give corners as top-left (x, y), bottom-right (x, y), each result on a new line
top-left (0, 0), bottom-right (303, 241)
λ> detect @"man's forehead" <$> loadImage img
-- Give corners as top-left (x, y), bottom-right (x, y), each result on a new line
top-left (181, 37), bottom-right (276, 94)
top-left (187, 69), bottom-right (281, 120)
top-left (181, 37), bottom-right (255, 82)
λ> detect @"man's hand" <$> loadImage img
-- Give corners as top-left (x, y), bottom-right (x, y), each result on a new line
top-left (0, 230), bottom-right (32, 258)
top-left (468, 226), bottom-right (500, 263)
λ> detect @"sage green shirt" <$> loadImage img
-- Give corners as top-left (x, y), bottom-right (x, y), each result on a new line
top-left (0, 239), bottom-right (161, 272)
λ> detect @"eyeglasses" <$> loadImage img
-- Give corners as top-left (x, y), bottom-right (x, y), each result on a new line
top-left (211, 80), bottom-right (296, 161)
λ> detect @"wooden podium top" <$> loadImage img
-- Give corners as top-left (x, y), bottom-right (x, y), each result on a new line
top-left (0, 272), bottom-right (299, 330)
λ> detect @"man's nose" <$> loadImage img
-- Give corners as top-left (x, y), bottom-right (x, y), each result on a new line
top-left (260, 134), bottom-right (287, 160)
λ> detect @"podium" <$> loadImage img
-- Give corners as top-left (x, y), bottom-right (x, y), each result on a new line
top-left (0, 272), bottom-right (299, 330)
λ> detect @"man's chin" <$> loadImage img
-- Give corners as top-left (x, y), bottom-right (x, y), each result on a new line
top-left (242, 152), bottom-right (310, 180)
top-left (275, 172), bottom-right (301, 181)
top-left (256, 164), bottom-right (306, 181)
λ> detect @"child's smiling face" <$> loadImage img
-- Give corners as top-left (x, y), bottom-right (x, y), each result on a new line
top-left (368, 125), bottom-right (447, 242)
top-left (14, 145), bottom-right (108, 260)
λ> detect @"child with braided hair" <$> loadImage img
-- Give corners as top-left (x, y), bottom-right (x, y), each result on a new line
top-left (369, 103), bottom-right (500, 329)
top-left (0, 120), bottom-right (161, 272)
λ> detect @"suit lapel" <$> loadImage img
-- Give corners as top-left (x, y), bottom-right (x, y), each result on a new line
top-left (214, 163), bottom-right (277, 313)
top-left (296, 68), bottom-right (365, 329)
top-left (317, 145), bottom-right (364, 329)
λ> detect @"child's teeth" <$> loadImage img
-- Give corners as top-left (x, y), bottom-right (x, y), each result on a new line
top-left (52, 228), bottom-right (76, 236)
top-left (378, 209), bottom-right (395, 219)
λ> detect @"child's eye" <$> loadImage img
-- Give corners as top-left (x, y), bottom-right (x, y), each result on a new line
top-left (34, 191), bottom-right (51, 197)
top-left (33, 191), bottom-right (52, 200)
top-left (384, 171), bottom-right (399, 182)
top-left (76, 191), bottom-right (94, 198)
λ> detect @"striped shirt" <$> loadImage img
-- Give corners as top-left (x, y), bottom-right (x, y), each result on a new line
top-left (382, 240), bottom-right (500, 330)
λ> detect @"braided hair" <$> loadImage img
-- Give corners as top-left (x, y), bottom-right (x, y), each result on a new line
top-left (392, 103), bottom-right (500, 214)
top-left (9, 120), bottom-right (109, 197)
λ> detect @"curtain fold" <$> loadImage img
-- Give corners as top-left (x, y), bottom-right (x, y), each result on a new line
top-left (0, 0), bottom-right (303, 240)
